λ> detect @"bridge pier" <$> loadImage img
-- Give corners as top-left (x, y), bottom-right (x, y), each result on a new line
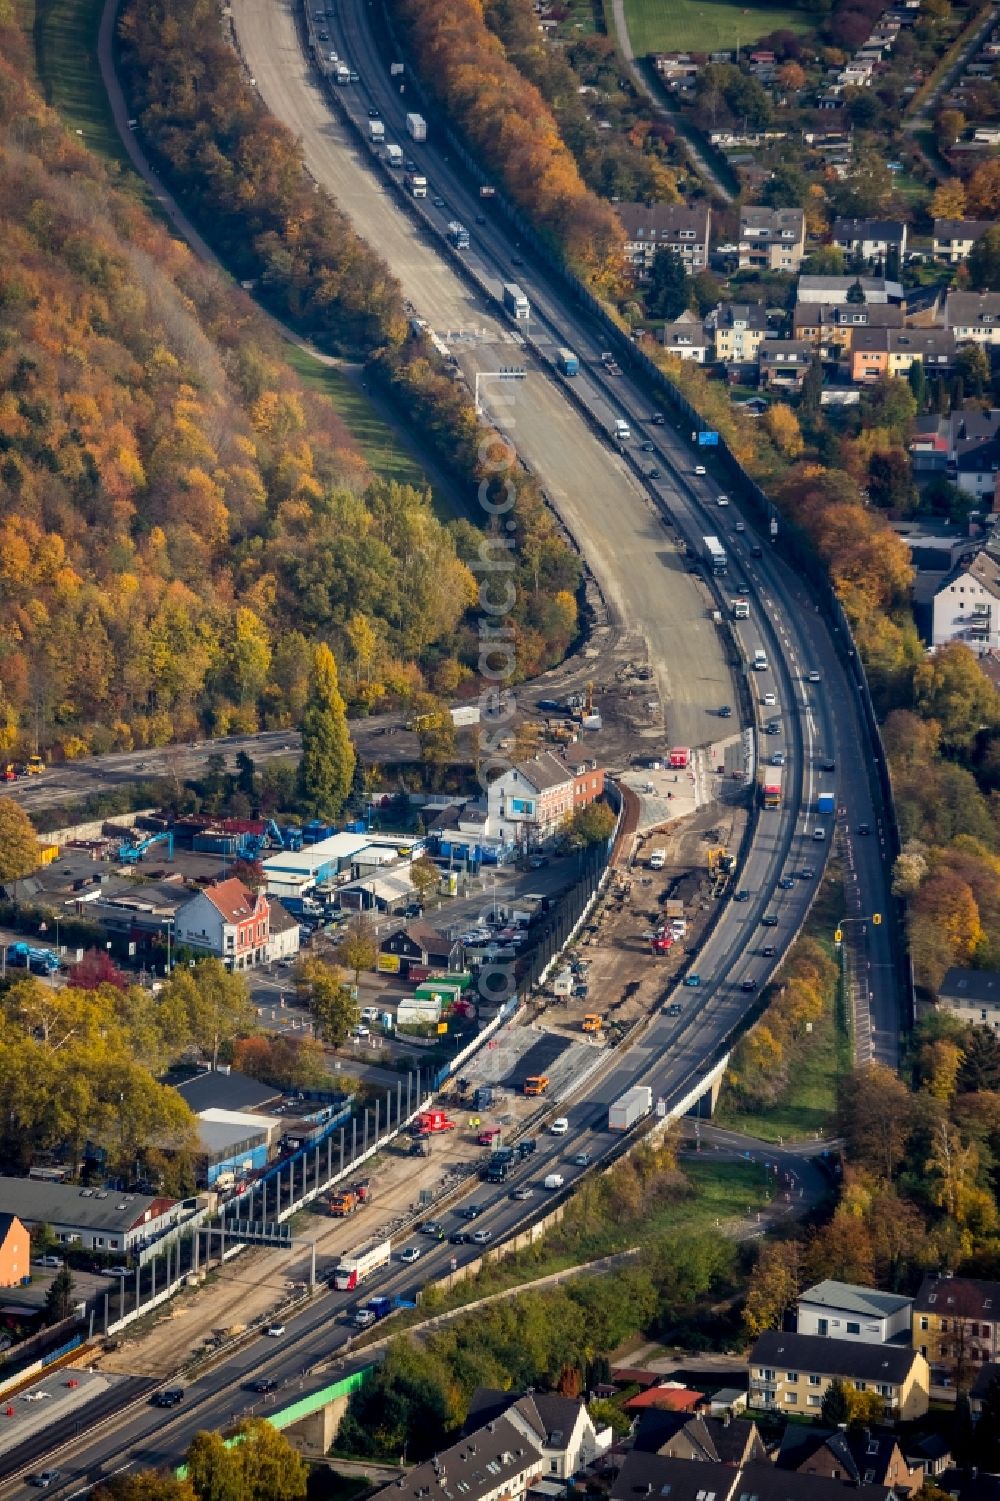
top-left (283, 1392), bottom-right (351, 1454)
top-left (685, 1072), bottom-right (723, 1119)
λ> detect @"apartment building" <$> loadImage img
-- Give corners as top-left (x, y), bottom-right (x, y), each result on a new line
top-left (933, 219), bottom-right (996, 264)
top-left (913, 1274), bottom-right (1000, 1382)
top-left (616, 201), bottom-right (712, 279)
top-left (738, 206), bottom-right (806, 272)
top-left (796, 1279), bottom-right (914, 1344)
top-left (932, 545), bottom-right (1000, 650)
top-left (937, 966), bottom-right (1000, 1028)
top-left (748, 1331), bottom-right (929, 1420)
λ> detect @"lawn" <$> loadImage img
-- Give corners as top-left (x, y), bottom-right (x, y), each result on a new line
top-left (282, 344), bottom-right (434, 497)
top-left (31, 0), bottom-right (139, 178)
top-left (714, 863), bottom-right (850, 1143)
top-left (622, 0), bottom-right (812, 56)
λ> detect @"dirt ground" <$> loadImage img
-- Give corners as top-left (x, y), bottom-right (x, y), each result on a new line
top-left (93, 789), bottom-right (747, 1381)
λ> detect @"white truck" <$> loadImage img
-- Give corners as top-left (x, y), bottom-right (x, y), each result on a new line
top-left (609, 1085), bottom-right (653, 1131)
top-left (405, 172), bottom-right (428, 198)
top-left (752, 648), bottom-right (768, 671)
top-left (369, 119), bottom-right (385, 144)
top-left (731, 597), bottom-right (749, 619)
top-left (385, 144), bottom-right (404, 169)
top-left (331, 1239), bottom-right (391, 1291)
top-left (334, 63), bottom-right (350, 85)
top-left (405, 112), bottom-right (427, 142)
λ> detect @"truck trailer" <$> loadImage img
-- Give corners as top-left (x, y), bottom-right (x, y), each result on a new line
top-left (368, 119), bottom-right (385, 143)
top-left (405, 112), bottom-right (427, 141)
top-left (385, 144), bottom-right (403, 168)
top-left (332, 1239), bottom-right (391, 1291)
top-left (703, 535), bottom-right (727, 574)
top-left (609, 1085), bottom-right (653, 1131)
top-left (557, 348), bottom-right (579, 376)
top-left (502, 283), bottom-right (530, 322)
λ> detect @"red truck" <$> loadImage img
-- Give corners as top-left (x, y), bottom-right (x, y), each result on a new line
top-left (412, 1109), bottom-right (456, 1136)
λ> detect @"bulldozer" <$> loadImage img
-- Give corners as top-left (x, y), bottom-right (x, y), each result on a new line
top-left (707, 846), bottom-right (735, 898)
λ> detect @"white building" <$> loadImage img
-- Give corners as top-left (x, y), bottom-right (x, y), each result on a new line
top-left (938, 966), bottom-right (1000, 1028)
top-left (797, 1279), bottom-right (914, 1345)
top-left (932, 546), bottom-right (1000, 651)
top-left (175, 878), bottom-right (269, 971)
top-left (466, 1389), bottom-right (612, 1481)
top-left (486, 751), bottom-right (575, 848)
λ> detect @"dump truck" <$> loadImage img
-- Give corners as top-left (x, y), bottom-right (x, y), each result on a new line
top-left (332, 1239), bottom-right (391, 1291)
top-left (523, 1074), bottom-right (550, 1097)
top-left (609, 1085), bottom-right (653, 1131)
top-left (669, 747), bottom-right (691, 769)
top-left (329, 1189), bottom-right (360, 1217)
top-left (582, 1014), bottom-right (602, 1033)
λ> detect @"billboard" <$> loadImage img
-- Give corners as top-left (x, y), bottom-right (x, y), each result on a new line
top-left (697, 430), bottom-right (720, 446)
top-left (377, 953), bottom-right (401, 974)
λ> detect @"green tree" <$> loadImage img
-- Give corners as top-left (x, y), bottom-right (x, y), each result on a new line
top-left (800, 355), bottom-right (824, 421)
top-left (742, 1239), bottom-right (801, 1337)
top-left (185, 1432), bottom-right (243, 1501)
top-left (44, 1263), bottom-right (76, 1324)
top-left (914, 642), bottom-right (1000, 753)
top-left (908, 358), bottom-right (927, 409)
top-left (337, 915), bottom-right (377, 988)
top-left (298, 643), bottom-right (356, 820)
top-left (959, 1026), bottom-right (1000, 1092)
top-left (163, 961), bottom-right (257, 1069)
top-left (955, 342), bottom-right (990, 396)
top-left (563, 802), bottom-right (616, 847)
top-left (847, 277), bottom-right (866, 305)
top-left (647, 250), bottom-right (690, 320)
top-left (409, 856), bottom-right (440, 907)
top-left (968, 225), bottom-right (1000, 290)
top-left (821, 1376), bottom-right (853, 1425)
top-left (235, 1418), bottom-right (307, 1501)
top-left (294, 956), bottom-right (359, 1045)
top-left (0, 798), bottom-right (38, 886)
top-left (93, 1475), bottom-right (196, 1501)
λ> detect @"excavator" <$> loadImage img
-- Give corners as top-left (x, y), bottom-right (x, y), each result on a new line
top-left (707, 846), bottom-right (735, 898)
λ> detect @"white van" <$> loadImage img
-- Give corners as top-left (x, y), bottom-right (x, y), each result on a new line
top-left (614, 419), bottom-right (631, 441)
top-left (752, 649), bottom-right (768, 672)
top-left (649, 849), bottom-right (666, 870)
top-left (544, 1173), bottom-right (565, 1190)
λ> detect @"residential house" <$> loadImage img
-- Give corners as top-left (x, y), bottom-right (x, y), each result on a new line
top-left (796, 276), bottom-right (903, 305)
top-left (906, 1434), bottom-right (953, 1480)
top-left (758, 339), bottom-right (815, 389)
top-left (662, 310), bottom-right (709, 362)
top-left (486, 750), bottom-right (581, 847)
top-left (912, 1273), bottom-right (1000, 1381)
top-left (713, 303), bottom-right (769, 365)
top-left (910, 406), bottom-right (1000, 473)
top-left (849, 327), bottom-right (954, 383)
top-left (653, 53), bottom-right (702, 84)
top-left (775, 1427), bottom-right (924, 1494)
top-left (932, 547), bottom-right (1000, 649)
top-left (748, 1330), bottom-right (930, 1420)
top-left (617, 201), bottom-right (712, 278)
top-left (265, 897), bottom-right (301, 963)
top-left (573, 761), bottom-right (605, 809)
top-left (738, 206), bottom-right (806, 272)
top-left (796, 1279), bottom-right (914, 1344)
top-left (945, 291), bottom-right (1000, 346)
top-left (631, 1409), bottom-right (767, 1466)
top-left (368, 1416), bottom-right (543, 1501)
top-left (793, 301), bottom-right (903, 354)
top-left (174, 877), bottom-right (269, 971)
top-left (832, 217), bottom-right (908, 263)
top-left (936, 965), bottom-right (1000, 1028)
top-left (971, 1359), bottom-right (1000, 1419)
top-left (955, 435), bottom-right (1000, 500)
top-left (464, 1388), bottom-right (611, 1478)
top-left (379, 919), bottom-right (459, 977)
top-left (624, 1384), bottom-right (705, 1414)
top-left (611, 1454), bottom-right (894, 1501)
top-left (0, 1213), bottom-right (29, 1287)
top-left (933, 219), bottom-right (996, 264)
top-left (0, 1177), bottom-right (183, 1255)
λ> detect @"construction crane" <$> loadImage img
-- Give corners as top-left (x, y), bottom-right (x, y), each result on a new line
top-left (117, 830), bottom-right (174, 865)
top-left (707, 846), bottom-right (735, 898)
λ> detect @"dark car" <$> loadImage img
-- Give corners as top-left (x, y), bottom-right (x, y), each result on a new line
top-left (651, 411), bottom-right (665, 424)
top-left (648, 467), bottom-right (660, 479)
top-left (734, 889), bottom-right (750, 902)
top-left (779, 876), bottom-right (795, 890)
top-left (641, 440), bottom-right (655, 452)
top-left (405, 159), bottom-right (417, 172)
top-left (799, 867), bottom-right (815, 880)
top-left (457, 1204), bottom-right (482, 1220)
top-left (475, 213), bottom-right (486, 224)
top-left (821, 759), bottom-right (836, 772)
top-left (404, 902), bottom-right (423, 918)
top-left (537, 698), bottom-right (560, 712)
top-left (367, 108), bottom-right (380, 119)
top-left (666, 1002), bottom-right (682, 1016)
top-left (450, 1231), bottom-right (470, 1245)
top-left (433, 196), bottom-right (445, 208)
top-left (751, 544), bottom-right (763, 558)
top-left (761, 914), bottom-right (779, 927)
top-left (740, 979), bottom-right (757, 992)
top-left (760, 944), bottom-right (776, 957)
top-left (153, 1388), bottom-right (184, 1408)
top-left (719, 704), bottom-right (733, 718)
top-left (857, 823), bottom-right (871, 835)
top-left (765, 722), bottom-right (781, 735)
top-left (512, 255), bottom-right (524, 266)
top-left (253, 1378), bottom-right (276, 1394)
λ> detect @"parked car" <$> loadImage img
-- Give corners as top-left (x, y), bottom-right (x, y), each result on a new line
top-left (107, 1266), bottom-right (131, 1277)
top-left (34, 1256), bottom-right (62, 1269)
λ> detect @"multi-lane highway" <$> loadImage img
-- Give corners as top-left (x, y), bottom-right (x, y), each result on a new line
top-left (0, 4), bottom-right (903, 1485)
top-left (233, 0), bottom-right (898, 1063)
